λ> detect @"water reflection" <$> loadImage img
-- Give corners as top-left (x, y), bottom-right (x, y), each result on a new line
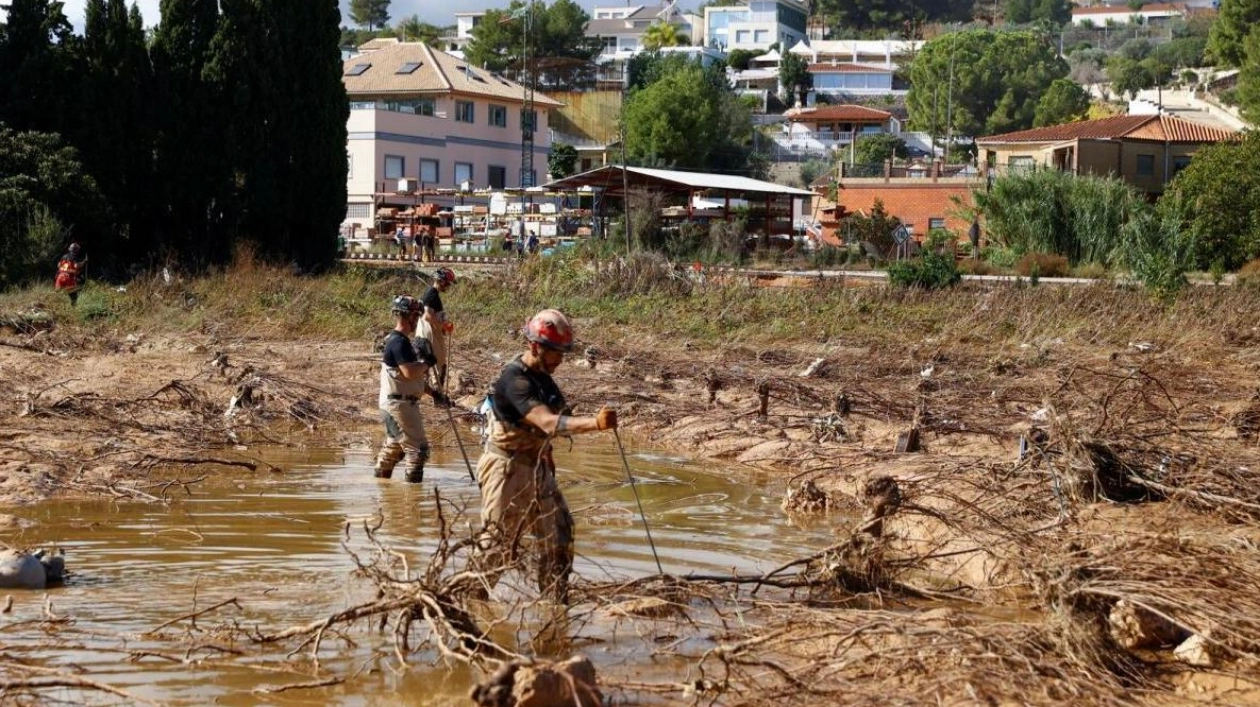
top-left (0, 438), bottom-right (839, 705)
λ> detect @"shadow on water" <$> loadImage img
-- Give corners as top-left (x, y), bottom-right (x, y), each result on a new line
top-left (1, 437), bottom-right (841, 705)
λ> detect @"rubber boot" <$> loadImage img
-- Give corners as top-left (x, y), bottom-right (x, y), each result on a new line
top-left (374, 466), bottom-right (394, 479)
top-left (404, 465), bottom-right (424, 483)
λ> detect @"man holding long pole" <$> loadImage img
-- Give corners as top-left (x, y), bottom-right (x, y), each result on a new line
top-left (472, 309), bottom-right (617, 603)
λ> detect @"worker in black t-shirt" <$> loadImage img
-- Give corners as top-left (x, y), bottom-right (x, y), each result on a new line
top-left (471, 309), bottom-right (617, 603)
top-left (418, 267), bottom-right (457, 397)
top-left (375, 295), bottom-right (449, 482)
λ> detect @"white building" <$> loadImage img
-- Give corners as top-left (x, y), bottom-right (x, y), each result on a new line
top-left (702, 0), bottom-right (808, 52)
top-left (584, 3), bottom-right (701, 85)
top-left (437, 12), bottom-right (484, 57)
top-left (341, 41), bottom-right (561, 231)
top-left (1070, 2), bottom-right (1188, 25)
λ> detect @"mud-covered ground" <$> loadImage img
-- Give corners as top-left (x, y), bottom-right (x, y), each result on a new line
top-left (3, 277), bottom-right (1260, 705)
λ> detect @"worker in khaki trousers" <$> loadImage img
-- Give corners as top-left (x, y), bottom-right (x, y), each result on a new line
top-left (473, 309), bottom-right (617, 603)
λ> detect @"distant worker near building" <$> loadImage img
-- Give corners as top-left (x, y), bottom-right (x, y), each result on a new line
top-left (375, 295), bottom-right (449, 482)
top-left (969, 218), bottom-right (982, 260)
top-left (473, 309), bottom-right (618, 603)
top-left (55, 242), bottom-right (87, 307)
top-left (418, 267), bottom-right (457, 396)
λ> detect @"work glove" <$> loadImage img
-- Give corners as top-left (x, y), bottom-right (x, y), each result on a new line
top-left (595, 407), bottom-right (617, 431)
top-left (443, 321), bottom-right (455, 334)
top-left (430, 391), bottom-right (453, 408)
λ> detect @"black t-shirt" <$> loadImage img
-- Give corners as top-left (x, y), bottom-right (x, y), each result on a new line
top-left (491, 356), bottom-right (566, 428)
top-left (421, 286), bottom-right (443, 315)
top-left (382, 331), bottom-right (418, 368)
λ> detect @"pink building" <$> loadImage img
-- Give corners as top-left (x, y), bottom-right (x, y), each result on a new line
top-left (341, 39), bottom-right (561, 229)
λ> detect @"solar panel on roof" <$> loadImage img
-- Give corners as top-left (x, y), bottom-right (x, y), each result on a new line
top-left (396, 62), bottom-right (422, 74)
top-left (345, 63), bottom-right (371, 76)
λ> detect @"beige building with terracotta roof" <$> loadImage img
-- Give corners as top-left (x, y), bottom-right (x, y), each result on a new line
top-left (977, 114), bottom-right (1236, 194)
top-left (342, 41), bottom-right (562, 230)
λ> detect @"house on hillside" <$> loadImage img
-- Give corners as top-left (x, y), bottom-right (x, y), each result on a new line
top-left (585, 3), bottom-right (698, 85)
top-left (1070, 2), bottom-right (1188, 25)
top-left (341, 41), bottom-right (562, 231)
top-left (976, 114), bottom-right (1236, 195)
top-left (774, 105), bottom-right (901, 157)
top-left (437, 12), bottom-right (484, 57)
top-left (700, 0), bottom-right (808, 52)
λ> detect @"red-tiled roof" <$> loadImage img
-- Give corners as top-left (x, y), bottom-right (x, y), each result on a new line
top-left (977, 114), bottom-right (1234, 144)
top-left (785, 104), bottom-right (893, 123)
top-left (807, 62), bottom-right (893, 73)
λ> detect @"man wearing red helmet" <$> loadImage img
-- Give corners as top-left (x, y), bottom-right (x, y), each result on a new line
top-left (375, 294), bottom-right (448, 482)
top-left (473, 308), bottom-right (617, 603)
top-left (418, 267), bottom-right (456, 397)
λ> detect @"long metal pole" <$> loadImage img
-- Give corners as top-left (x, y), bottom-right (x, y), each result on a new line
top-left (612, 428), bottom-right (664, 575)
top-left (445, 401), bottom-right (478, 485)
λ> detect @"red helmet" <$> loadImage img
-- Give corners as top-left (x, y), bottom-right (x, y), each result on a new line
top-left (524, 309), bottom-right (574, 352)
top-left (434, 267), bottom-right (456, 285)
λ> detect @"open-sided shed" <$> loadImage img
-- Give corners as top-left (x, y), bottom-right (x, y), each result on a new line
top-left (543, 165), bottom-right (814, 236)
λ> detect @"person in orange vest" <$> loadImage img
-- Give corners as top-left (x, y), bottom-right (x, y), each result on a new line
top-left (54, 243), bottom-right (87, 306)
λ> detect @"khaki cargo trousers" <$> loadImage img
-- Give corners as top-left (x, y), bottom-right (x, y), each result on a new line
top-left (473, 420), bottom-right (574, 602)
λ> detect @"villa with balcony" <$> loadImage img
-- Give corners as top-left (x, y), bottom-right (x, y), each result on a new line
top-left (585, 3), bottom-right (699, 85)
top-left (774, 104), bottom-right (901, 157)
top-left (341, 40), bottom-right (561, 230)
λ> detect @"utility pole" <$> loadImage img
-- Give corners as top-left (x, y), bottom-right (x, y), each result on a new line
top-left (517, 3), bottom-right (536, 245)
top-left (945, 45), bottom-right (955, 163)
top-left (620, 114), bottom-right (632, 253)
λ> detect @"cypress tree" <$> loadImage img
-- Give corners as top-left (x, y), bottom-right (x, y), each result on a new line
top-left (214, 0), bottom-right (347, 269)
top-left (0, 0), bottom-right (74, 134)
top-left (71, 0), bottom-right (156, 266)
top-left (267, 0), bottom-right (348, 269)
top-left (152, 0), bottom-right (234, 266)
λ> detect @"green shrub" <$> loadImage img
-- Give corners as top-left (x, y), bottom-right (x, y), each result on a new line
top-left (1071, 262), bottom-right (1108, 279)
top-left (982, 246), bottom-right (1019, 268)
top-left (1015, 252), bottom-right (1070, 278)
top-left (887, 252), bottom-right (961, 289)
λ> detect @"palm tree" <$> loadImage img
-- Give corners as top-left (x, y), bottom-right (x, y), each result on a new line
top-left (395, 15), bottom-right (443, 44)
top-left (641, 21), bottom-right (687, 50)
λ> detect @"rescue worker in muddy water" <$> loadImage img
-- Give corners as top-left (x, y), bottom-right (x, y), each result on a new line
top-left (472, 309), bottom-right (618, 603)
top-left (375, 295), bottom-right (452, 482)
top-left (417, 267), bottom-right (456, 397)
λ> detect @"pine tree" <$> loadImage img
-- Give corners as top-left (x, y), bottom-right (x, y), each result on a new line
top-left (349, 0), bottom-right (391, 31)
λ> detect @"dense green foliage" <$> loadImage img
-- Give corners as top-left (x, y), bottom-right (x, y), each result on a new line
top-left (622, 53), bottom-right (757, 174)
top-left (778, 51), bottom-right (812, 107)
top-left (1033, 78), bottom-right (1090, 126)
top-left (907, 31), bottom-right (1068, 138)
top-left (548, 143), bottom-right (579, 179)
top-left (1209, 0), bottom-right (1260, 66)
top-left (464, 0), bottom-right (600, 89)
top-left (1161, 131), bottom-right (1260, 270)
top-left (726, 49), bottom-right (761, 71)
top-left (1004, 0), bottom-right (1071, 27)
top-left (973, 168), bottom-right (1150, 266)
top-left (0, 125), bottom-right (107, 288)
top-left (813, 0), bottom-right (971, 33)
top-left (887, 251), bottom-right (962, 289)
top-left (0, 0), bottom-right (347, 280)
top-left (1237, 27), bottom-right (1260, 123)
top-left (852, 133), bottom-right (909, 165)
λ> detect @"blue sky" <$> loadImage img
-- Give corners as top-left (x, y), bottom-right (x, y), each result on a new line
top-left (56, 0), bottom-right (681, 32)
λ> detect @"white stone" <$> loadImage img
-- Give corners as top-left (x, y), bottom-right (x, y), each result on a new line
top-left (1174, 634), bottom-right (1212, 667)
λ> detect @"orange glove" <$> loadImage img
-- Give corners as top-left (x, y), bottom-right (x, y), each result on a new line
top-left (595, 407), bottom-right (617, 431)
top-left (443, 321), bottom-right (455, 334)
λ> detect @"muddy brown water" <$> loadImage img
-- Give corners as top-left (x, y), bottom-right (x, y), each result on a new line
top-left (1, 439), bottom-right (841, 705)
